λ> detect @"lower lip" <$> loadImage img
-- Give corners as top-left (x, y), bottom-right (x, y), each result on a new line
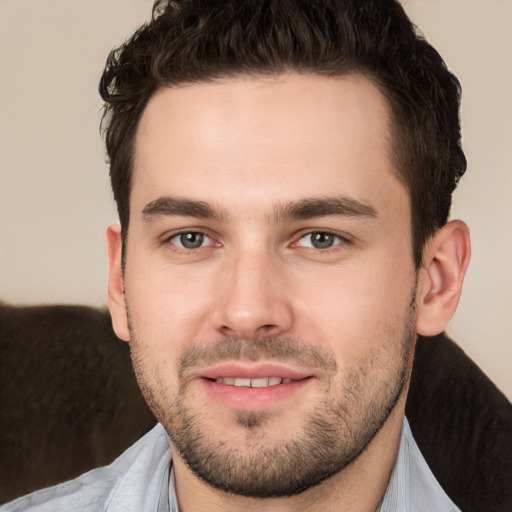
top-left (201, 378), bottom-right (313, 411)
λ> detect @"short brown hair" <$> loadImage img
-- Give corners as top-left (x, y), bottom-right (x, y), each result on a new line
top-left (99, 0), bottom-right (466, 267)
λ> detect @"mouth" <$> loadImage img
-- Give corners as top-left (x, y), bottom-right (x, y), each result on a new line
top-left (214, 377), bottom-right (293, 387)
top-left (199, 363), bottom-right (314, 411)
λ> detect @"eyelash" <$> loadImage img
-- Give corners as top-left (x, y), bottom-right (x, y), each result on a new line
top-left (163, 230), bottom-right (217, 252)
top-left (299, 230), bottom-right (347, 249)
top-left (161, 229), bottom-right (350, 254)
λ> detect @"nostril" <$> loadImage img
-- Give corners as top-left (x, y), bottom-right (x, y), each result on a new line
top-left (220, 325), bottom-right (237, 337)
top-left (255, 324), bottom-right (280, 336)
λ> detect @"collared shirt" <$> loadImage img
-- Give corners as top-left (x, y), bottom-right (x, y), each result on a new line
top-left (2, 418), bottom-right (461, 512)
top-left (378, 420), bottom-right (461, 512)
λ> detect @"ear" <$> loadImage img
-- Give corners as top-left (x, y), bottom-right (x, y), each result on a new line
top-left (106, 224), bottom-right (130, 342)
top-left (416, 220), bottom-right (471, 336)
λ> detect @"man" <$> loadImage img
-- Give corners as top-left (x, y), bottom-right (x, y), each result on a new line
top-left (4, 0), bottom-right (471, 510)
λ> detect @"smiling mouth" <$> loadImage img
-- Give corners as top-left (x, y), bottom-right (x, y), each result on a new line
top-left (202, 373), bottom-right (313, 411)
top-left (215, 377), bottom-right (294, 388)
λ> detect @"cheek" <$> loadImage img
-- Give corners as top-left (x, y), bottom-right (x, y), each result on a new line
top-left (124, 256), bottom-right (214, 343)
top-left (293, 255), bottom-right (416, 361)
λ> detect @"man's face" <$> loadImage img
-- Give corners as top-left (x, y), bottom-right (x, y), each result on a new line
top-left (113, 73), bottom-right (419, 497)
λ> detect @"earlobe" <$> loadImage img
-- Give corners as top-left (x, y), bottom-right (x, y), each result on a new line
top-left (106, 224), bottom-right (130, 342)
top-left (416, 220), bottom-right (471, 336)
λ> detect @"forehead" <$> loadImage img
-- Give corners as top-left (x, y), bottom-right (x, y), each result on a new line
top-left (132, 73), bottom-right (407, 217)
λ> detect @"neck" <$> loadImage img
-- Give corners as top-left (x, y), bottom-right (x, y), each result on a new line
top-left (172, 399), bottom-right (406, 512)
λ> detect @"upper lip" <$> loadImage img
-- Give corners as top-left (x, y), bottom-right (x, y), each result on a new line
top-left (199, 362), bottom-right (313, 381)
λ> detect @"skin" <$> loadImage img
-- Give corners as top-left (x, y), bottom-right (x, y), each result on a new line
top-left (107, 73), bottom-right (470, 511)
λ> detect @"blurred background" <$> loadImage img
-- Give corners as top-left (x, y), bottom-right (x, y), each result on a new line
top-left (1, 0), bottom-right (511, 400)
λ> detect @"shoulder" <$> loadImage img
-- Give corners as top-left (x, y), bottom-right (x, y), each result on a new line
top-left (2, 424), bottom-right (171, 512)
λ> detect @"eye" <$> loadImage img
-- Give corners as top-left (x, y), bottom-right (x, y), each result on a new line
top-left (169, 232), bottom-right (213, 250)
top-left (296, 231), bottom-right (344, 250)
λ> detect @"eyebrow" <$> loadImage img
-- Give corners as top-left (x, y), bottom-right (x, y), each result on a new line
top-left (141, 195), bottom-right (378, 223)
top-left (272, 196), bottom-right (378, 222)
top-left (142, 196), bottom-right (229, 222)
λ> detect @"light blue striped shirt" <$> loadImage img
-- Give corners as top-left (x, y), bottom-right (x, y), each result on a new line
top-left (2, 418), bottom-right (461, 512)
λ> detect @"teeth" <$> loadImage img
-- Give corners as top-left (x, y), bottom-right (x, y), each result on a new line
top-left (215, 377), bottom-right (293, 387)
top-left (251, 377), bottom-right (269, 388)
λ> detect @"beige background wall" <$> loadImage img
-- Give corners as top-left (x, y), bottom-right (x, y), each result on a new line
top-left (1, 0), bottom-right (511, 400)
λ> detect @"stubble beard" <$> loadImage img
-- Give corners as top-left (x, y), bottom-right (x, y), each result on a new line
top-left (128, 304), bottom-right (417, 499)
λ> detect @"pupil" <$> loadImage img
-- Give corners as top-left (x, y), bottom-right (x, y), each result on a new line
top-left (312, 232), bottom-right (334, 249)
top-left (181, 233), bottom-right (204, 249)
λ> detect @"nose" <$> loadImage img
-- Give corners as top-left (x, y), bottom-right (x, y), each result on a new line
top-left (212, 249), bottom-right (294, 341)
